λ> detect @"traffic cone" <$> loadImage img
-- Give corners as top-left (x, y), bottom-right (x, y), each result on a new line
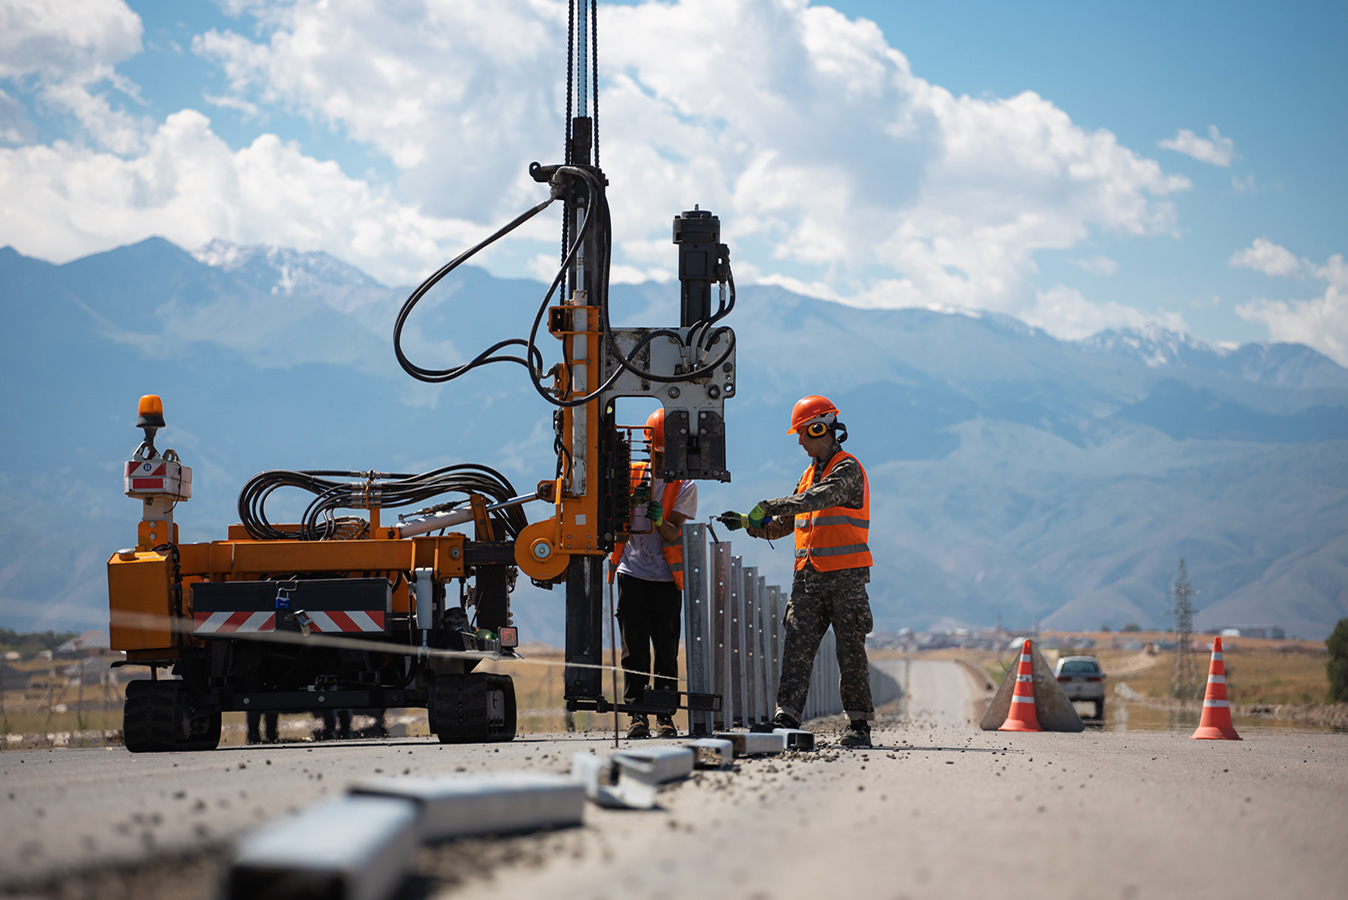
top-left (998, 639), bottom-right (1041, 732)
top-left (1192, 636), bottom-right (1241, 740)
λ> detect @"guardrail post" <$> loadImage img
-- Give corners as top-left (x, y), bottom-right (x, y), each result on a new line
top-left (753, 574), bottom-right (769, 724)
top-left (730, 555), bottom-right (746, 727)
top-left (681, 524), bottom-right (711, 736)
top-left (711, 541), bottom-right (732, 730)
top-left (767, 584), bottom-right (782, 716)
top-left (742, 566), bottom-right (759, 725)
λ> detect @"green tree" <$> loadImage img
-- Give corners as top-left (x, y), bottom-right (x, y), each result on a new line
top-left (0, 627), bottom-right (78, 656)
top-left (1122, 622), bottom-right (1142, 633)
top-left (1328, 618), bottom-right (1348, 703)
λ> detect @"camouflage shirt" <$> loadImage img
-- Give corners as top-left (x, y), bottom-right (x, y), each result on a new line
top-left (749, 444), bottom-right (870, 591)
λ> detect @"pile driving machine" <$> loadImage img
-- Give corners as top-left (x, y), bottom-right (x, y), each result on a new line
top-left (106, 0), bottom-right (736, 751)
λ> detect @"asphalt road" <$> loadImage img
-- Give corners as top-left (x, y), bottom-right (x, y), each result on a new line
top-left (3, 660), bottom-right (1346, 899)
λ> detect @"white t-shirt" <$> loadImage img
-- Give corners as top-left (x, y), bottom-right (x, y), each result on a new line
top-left (616, 478), bottom-right (698, 583)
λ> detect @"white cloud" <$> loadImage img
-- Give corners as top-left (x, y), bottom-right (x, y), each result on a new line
top-left (0, 87), bottom-right (36, 143)
top-left (1023, 285), bottom-right (1187, 341)
top-left (1159, 124), bottom-right (1235, 167)
top-left (0, 109), bottom-right (486, 286)
top-left (3, 0), bottom-right (1195, 343)
top-left (1229, 237), bottom-right (1302, 278)
top-left (0, 0), bottom-right (147, 152)
top-left (203, 93), bottom-right (260, 118)
top-left (1237, 253), bottom-right (1348, 366)
top-left (1070, 255), bottom-right (1119, 276)
top-left (192, 0), bottom-right (562, 218)
top-left (178, 0), bottom-right (1190, 337)
top-left (609, 264), bottom-right (673, 285)
top-left (0, 0), bottom-right (141, 80)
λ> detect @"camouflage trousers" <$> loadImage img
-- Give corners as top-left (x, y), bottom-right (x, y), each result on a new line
top-left (776, 572), bottom-right (874, 723)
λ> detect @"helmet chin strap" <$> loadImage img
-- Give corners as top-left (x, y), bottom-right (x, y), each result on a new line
top-left (809, 427), bottom-right (846, 460)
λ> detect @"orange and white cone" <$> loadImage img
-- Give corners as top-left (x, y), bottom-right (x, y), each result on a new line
top-left (998, 639), bottom-right (1041, 732)
top-left (1192, 636), bottom-right (1241, 740)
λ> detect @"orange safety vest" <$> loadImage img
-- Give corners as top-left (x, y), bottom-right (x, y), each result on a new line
top-left (608, 461), bottom-right (686, 589)
top-left (793, 451), bottom-right (871, 572)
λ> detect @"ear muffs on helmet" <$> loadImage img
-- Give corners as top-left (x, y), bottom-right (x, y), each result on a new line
top-left (805, 420), bottom-right (830, 439)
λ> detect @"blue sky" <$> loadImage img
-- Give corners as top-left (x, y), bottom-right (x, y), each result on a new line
top-left (2, 0), bottom-right (1344, 361)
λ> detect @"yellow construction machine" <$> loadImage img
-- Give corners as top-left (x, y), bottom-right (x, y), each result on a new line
top-left (106, 1), bottom-right (736, 751)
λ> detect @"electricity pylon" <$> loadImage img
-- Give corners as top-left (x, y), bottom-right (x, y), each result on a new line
top-left (1169, 558), bottom-right (1200, 700)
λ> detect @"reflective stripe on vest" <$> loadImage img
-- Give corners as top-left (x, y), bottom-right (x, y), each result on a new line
top-left (607, 461), bottom-right (686, 589)
top-left (793, 451), bottom-right (872, 572)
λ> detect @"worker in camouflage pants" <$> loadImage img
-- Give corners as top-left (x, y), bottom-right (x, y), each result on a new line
top-left (722, 394), bottom-right (875, 748)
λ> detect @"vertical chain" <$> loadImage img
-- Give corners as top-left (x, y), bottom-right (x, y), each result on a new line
top-left (565, 0), bottom-right (575, 162)
top-left (590, 0), bottom-right (600, 169)
top-left (562, 0), bottom-right (575, 263)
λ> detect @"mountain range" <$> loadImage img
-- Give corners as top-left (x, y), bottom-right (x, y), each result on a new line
top-left (1, 237), bottom-right (1345, 644)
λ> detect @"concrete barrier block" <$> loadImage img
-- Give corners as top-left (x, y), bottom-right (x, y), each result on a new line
top-left (571, 752), bottom-right (658, 809)
top-left (612, 746), bottom-right (694, 784)
top-left (713, 731), bottom-right (787, 756)
top-left (774, 728), bottom-right (814, 751)
top-left (688, 738), bottom-right (735, 769)
top-left (228, 795), bottom-right (418, 900)
top-left (350, 772), bottom-right (585, 841)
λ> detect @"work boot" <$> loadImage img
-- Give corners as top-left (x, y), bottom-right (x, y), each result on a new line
top-left (838, 720), bottom-right (871, 748)
top-left (656, 715), bottom-right (677, 738)
top-left (626, 715), bottom-right (650, 739)
top-left (751, 712), bottom-right (802, 733)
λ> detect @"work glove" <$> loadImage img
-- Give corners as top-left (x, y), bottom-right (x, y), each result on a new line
top-left (646, 501), bottom-right (664, 527)
top-left (631, 485), bottom-right (652, 507)
top-left (720, 507), bottom-right (769, 531)
top-left (718, 510), bottom-right (748, 531)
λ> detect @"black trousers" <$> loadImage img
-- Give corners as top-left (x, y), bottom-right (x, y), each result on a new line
top-left (616, 573), bottom-right (682, 707)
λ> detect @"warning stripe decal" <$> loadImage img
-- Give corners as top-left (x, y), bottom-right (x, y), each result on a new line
top-left (192, 610), bottom-right (383, 634)
top-left (194, 611), bottom-right (275, 634)
top-left (307, 610), bottom-right (384, 633)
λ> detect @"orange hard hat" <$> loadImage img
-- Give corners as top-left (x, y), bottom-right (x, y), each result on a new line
top-left (645, 408), bottom-right (666, 452)
top-left (787, 395), bottom-right (839, 435)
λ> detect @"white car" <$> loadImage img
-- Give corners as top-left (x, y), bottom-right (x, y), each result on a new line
top-left (1055, 655), bottom-right (1106, 719)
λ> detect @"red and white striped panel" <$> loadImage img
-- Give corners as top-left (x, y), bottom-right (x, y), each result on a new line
top-left (194, 611), bottom-right (276, 634)
top-left (304, 610), bottom-right (385, 633)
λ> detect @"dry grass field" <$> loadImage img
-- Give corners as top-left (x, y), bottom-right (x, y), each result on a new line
top-left (0, 645), bottom-right (654, 747)
top-left (3, 632), bottom-right (1339, 747)
top-left (874, 631), bottom-right (1334, 705)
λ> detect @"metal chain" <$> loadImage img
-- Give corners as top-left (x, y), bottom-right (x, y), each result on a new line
top-left (565, 0), bottom-right (575, 163)
top-left (590, 0), bottom-right (599, 169)
top-left (562, 0), bottom-right (576, 263)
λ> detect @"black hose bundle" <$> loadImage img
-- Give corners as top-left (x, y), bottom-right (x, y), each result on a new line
top-left (393, 165), bottom-right (735, 406)
top-left (237, 464), bottom-right (527, 542)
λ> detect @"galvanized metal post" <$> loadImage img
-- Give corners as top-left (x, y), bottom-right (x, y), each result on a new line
top-left (742, 566), bottom-right (759, 725)
top-left (711, 542), bottom-right (732, 730)
top-left (755, 575), bottom-right (770, 724)
top-left (681, 524), bottom-right (711, 736)
top-left (730, 555), bottom-right (745, 727)
top-left (767, 584), bottom-right (782, 713)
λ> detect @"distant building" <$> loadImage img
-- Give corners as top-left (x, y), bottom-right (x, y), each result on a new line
top-left (1210, 625), bottom-right (1285, 640)
top-left (54, 630), bottom-right (111, 657)
top-left (1, 660), bottom-right (27, 691)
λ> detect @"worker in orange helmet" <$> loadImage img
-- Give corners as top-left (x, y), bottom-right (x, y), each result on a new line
top-left (721, 394), bottom-right (875, 747)
top-left (609, 407), bottom-right (698, 739)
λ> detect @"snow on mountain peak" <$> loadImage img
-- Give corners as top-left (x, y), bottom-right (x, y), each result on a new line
top-left (1077, 324), bottom-right (1217, 368)
top-left (193, 240), bottom-right (383, 296)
